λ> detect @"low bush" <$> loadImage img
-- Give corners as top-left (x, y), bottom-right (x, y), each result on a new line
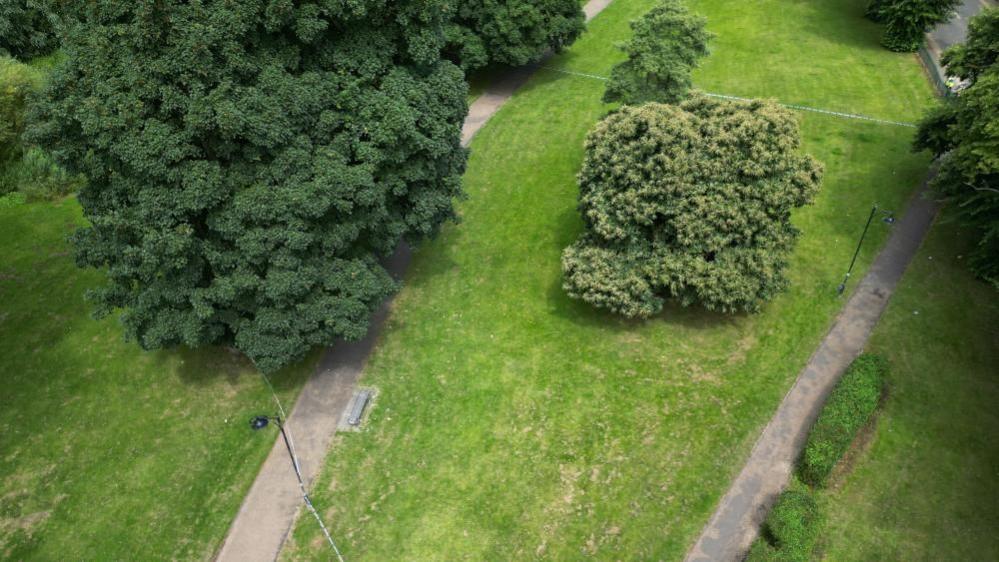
top-left (746, 482), bottom-right (821, 562)
top-left (0, 56), bottom-right (80, 200)
top-left (746, 481), bottom-right (820, 562)
top-left (1, 56), bottom-right (44, 165)
top-left (800, 353), bottom-right (888, 487)
top-left (1, 146), bottom-right (83, 200)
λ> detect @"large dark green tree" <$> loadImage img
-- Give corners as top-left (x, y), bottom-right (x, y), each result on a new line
top-left (603, 0), bottom-right (712, 106)
top-left (914, 7), bottom-right (999, 288)
top-left (0, 0), bottom-right (61, 59)
top-left (29, 0), bottom-right (468, 372)
top-left (444, 0), bottom-right (585, 70)
top-left (879, 0), bottom-right (960, 52)
top-left (562, 96), bottom-right (822, 318)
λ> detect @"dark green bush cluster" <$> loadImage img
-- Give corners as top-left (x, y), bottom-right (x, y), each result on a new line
top-left (865, 0), bottom-right (960, 52)
top-left (915, 7), bottom-right (999, 288)
top-left (444, 0), bottom-right (585, 70)
top-left (561, 96), bottom-right (822, 318)
top-left (746, 481), bottom-right (821, 562)
top-left (0, 0), bottom-right (62, 59)
top-left (800, 353), bottom-right (887, 487)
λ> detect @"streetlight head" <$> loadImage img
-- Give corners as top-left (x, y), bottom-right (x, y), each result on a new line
top-left (250, 415), bottom-right (270, 430)
top-left (883, 215), bottom-right (895, 224)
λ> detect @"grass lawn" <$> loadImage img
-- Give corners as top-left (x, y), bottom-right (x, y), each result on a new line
top-left (0, 196), bottom-right (314, 559)
top-left (816, 220), bottom-right (999, 560)
top-left (284, 0), bottom-right (936, 560)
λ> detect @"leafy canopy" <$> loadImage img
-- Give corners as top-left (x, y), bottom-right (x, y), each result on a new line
top-left (915, 7), bottom-right (999, 288)
top-left (29, 0), bottom-right (468, 372)
top-left (443, 0), bottom-right (585, 70)
top-left (879, 0), bottom-right (960, 52)
top-left (0, 0), bottom-right (61, 59)
top-left (562, 96), bottom-right (822, 318)
top-left (603, 0), bottom-right (712, 106)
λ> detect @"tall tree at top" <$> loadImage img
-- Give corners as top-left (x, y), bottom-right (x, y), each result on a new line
top-left (602, 0), bottom-right (712, 106)
top-left (444, 0), bottom-right (585, 70)
top-left (29, 0), bottom-right (469, 372)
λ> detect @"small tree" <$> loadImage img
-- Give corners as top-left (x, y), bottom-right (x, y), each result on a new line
top-left (603, 0), bottom-right (712, 106)
top-left (914, 8), bottom-right (999, 288)
top-left (444, 0), bottom-right (585, 71)
top-left (29, 0), bottom-right (468, 372)
top-left (880, 0), bottom-right (960, 52)
top-left (562, 96), bottom-right (822, 317)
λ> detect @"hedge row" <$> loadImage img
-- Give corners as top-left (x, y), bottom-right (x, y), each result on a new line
top-left (800, 353), bottom-right (888, 487)
top-left (745, 481), bottom-right (821, 562)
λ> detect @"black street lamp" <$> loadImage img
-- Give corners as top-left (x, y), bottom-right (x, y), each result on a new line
top-left (837, 204), bottom-right (895, 295)
top-left (248, 414), bottom-right (345, 561)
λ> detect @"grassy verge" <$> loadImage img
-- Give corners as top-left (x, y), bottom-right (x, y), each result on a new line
top-left (0, 196), bottom-right (314, 559)
top-left (817, 219), bottom-right (999, 560)
top-left (284, 0), bottom-right (935, 560)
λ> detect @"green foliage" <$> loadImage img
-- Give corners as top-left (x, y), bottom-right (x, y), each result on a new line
top-left (0, 56), bottom-right (43, 167)
top-left (865, 0), bottom-right (892, 22)
top-left (28, 0), bottom-right (468, 373)
top-left (561, 96), bottom-right (822, 318)
top-left (444, 0), bottom-right (585, 70)
top-left (0, 0), bottom-right (62, 59)
top-left (800, 353), bottom-right (887, 487)
top-left (603, 0), bottom-right (712, 105)
top-left (941, 6), bottom-right (999, 82)
top-left (1, 146), bottom-right (84, 200)
top-left (0, 56), bottom-right (81, 200)
top-left (915, 9), bottom-right (999, 288)
top-left (747, 482), bottom-right (821, 562)
top-left (880, 0), bottom-right (960, 52)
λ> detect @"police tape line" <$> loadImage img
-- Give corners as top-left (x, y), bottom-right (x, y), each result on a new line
top-left (538, 66), bottom-right (917, 128)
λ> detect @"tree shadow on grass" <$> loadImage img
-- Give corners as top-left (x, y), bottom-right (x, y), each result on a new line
top-left (799, 0), bottom-right (887, 54)
top-left (165, 344), bottom-right (309, 392)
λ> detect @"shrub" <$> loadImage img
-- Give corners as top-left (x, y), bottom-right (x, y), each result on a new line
top-left (444, 0), bottom-right (585, 70)
top-left (29, 0), bottom-right (468, 373)
top-left (0, 56), bottom-right (44, 166)
top-left (746, 482), bottom-right (821, 562)
top-left (1, 146), bottom-right (84, 200)
top-left (561, 96), bottom-right (822, 318)
top-left (800, 353), bottom-right (887, 487)
top-left (603, 0), bottom-right (713, 106)
top-left (880, 0), bottom-right (960, 52)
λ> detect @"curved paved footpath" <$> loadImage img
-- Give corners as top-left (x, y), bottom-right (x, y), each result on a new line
top-left (216, 2), bottom-right (614, 560)
top-left (685, 184), bottom-right (939, 562)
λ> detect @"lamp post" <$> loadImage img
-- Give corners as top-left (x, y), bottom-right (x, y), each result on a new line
top-left (837, 204), bottom-right (895, 295)
top-left (249, 414), bottom-right (345, 561)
